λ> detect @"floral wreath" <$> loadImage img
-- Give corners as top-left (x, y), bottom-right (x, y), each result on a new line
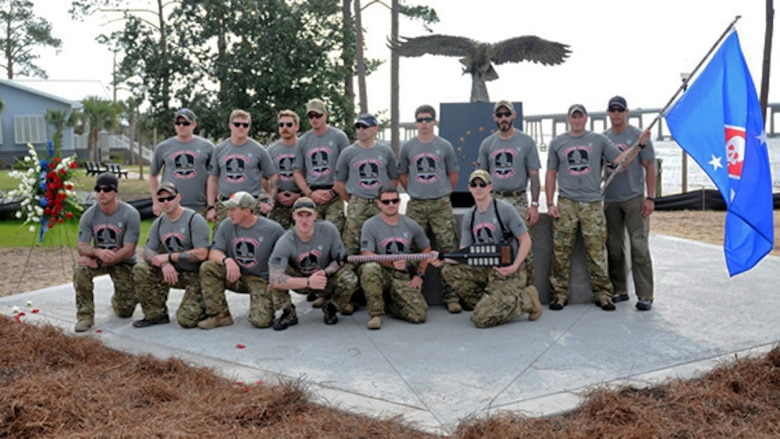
top-left (9, 141), bottom-right (82, 242)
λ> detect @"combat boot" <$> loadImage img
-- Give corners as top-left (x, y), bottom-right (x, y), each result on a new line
top-left (75, 318), bottom-right (94, 332)
top-left (197, 311), bottom-right (233, 329)
top-left (273, 305), bottom-right (299, 331)
top-left (367, 315), bottom-right (382, 330)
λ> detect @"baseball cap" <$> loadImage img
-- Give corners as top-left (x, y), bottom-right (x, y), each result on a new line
top-left (306, 99), bottom-right (327, 115)
top-left (293, 197), bottom-right (317, 215)
top-left (156, 181), bottom-right (178, 195)
top-left (468, 169), bottom-right (491, 184)
top-left (175, 108), bottom-right (197, 123)
top-left (493, 100), bottom-right (514, 113)
top-left (222, 191), bottom-right (256, 209)
top-left (355, 113), bottom-right (378, 127)
top-left (567, 104), bottom-right (588, 116)
top-left (607, 96), bottom-right (627, 110)
top-left (94, 172), bottom-right (118, 191)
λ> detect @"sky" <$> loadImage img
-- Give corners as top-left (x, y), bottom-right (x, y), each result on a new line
top-left (29, 0), bottom-right (780, 123)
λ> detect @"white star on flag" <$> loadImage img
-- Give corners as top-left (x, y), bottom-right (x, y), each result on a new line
top-left (757, 130), bottom-right (768, 146)
top-left (708, 154), bottom-right (723, 171)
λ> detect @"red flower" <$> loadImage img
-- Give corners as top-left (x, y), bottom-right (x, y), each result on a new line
top-left (70, 161), bottom-right (77, 169)
top-left (31, 309), bottom-right (39, 314)
top-left (58, 218), bottom-right (64, 224)
top-left (236, 344), bottom-right (246, 349)
top-left (59, 168), bottom-right (66, 176)
top-left (53, 157), bottom-right (61, 164)
top-left (65, 183), bottom-right (73, 190)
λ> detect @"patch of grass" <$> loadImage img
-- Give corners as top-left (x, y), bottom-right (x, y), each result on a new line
top-left (0, 219), bottom-right (155, 248)
top-left (0, 169), bottom-right (151, 195)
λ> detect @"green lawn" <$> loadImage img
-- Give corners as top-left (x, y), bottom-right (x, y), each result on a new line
top-left (0, 168), bottom-right (151, 194)
top-left (0, 219), bottom-right (156, 248)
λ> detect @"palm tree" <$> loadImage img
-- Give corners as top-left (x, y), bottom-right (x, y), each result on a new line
top-left (81, 96), bottom-right (123, 162)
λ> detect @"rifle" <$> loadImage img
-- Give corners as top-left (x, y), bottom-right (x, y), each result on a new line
top-left (345, 243), bottom-right (514, 267)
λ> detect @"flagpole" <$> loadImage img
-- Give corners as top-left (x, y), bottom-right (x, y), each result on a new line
top-left (601, 15), bottom-right (743, 193)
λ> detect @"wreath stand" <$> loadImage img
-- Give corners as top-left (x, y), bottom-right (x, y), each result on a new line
top-left (15, 224), bottom-right (77, 293)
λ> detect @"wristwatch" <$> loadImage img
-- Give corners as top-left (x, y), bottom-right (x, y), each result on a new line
top-left (416, 271), bottom-right (425, 279)
top-left (530, 201), bottom-right (539, 207)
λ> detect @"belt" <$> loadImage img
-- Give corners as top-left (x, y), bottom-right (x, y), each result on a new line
top-left (221, 194), bottom-right (262, 201)
top-left (350, 196), bottom-right (375, 203)
top-left (494, 190), bottom-right (526, 197)
top-left (309, 185), bottom-right (333, 191)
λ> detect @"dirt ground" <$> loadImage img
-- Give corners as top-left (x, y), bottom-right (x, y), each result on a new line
top-left (2, 209), bottom-right (778, 297)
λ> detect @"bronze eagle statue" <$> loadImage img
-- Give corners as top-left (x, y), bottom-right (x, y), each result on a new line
top-left (389, 34), bottom-right (571, 102)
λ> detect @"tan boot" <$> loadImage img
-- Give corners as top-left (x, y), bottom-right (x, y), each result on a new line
top-left (341, 303), bottom-right (355, 316)
top-left (526, 286), bottom-right (543, 321)
top-left (74, 318), bottom-right (94, 333)
top-left (311, 296), bottom-right (326, 308)
top-left (367, 315), bottom-right (383, 330)
top-left (447, 302), bottom-right (462, 314)
top-left (197, 311), bottom-right (233, 330)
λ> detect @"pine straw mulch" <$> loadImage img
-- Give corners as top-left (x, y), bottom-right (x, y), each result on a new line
top-left (3, 316), bottom-right (780, 438)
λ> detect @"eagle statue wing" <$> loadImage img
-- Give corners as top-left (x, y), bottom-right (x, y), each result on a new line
top-left (489, 35), bottom-right (571, 66)
top-left (387, 34), bottom-right (480, 58)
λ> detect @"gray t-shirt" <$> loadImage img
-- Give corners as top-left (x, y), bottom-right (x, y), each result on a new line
top-left (603, 125), bottom-right (656, 203)
top-left (78, 201), bottom-right (141, 265)
top-left (145, 209), bottom-right (211, 272)
top-left (360, 215), bottom-right (430, 254)
top-left (209, 138), bottom-right (276, 198)
top-left (335, 142), bottom-right (399, 199)
top-left (398, 136), bottom-right (459, 199)
top-left (547, 131), bottom-right (621, 203)
top-left (267, 140), bottom-right (300, 193)
top-left (294, 127), bottom-right (351, 187)
top-left (477, 130), bottom-right (541, 193)
top-left (269, 221), bottom-right (345, 274)
top-left (212, 216), bottom-right (285, 279)
top-left (460, 198), bottom-right (527, 256)
top-left (151, 136), bottom-right (215, 210)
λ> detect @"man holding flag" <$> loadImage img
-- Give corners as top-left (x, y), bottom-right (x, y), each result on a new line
top-left (666, 30), bottom-right (773, 276)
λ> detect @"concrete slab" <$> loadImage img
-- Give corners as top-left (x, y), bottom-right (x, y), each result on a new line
top-left (2, 234), bottom-right (779, 436)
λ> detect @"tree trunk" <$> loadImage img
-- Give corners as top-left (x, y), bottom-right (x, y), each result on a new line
top-left (390, 0), bottom-right (400, 156)
top-left (761, 0), bottom-right (774, 122)
top-left (354, 0), bottom-right (368, 114)
top-left (342, 0), bottom-right (356, 127)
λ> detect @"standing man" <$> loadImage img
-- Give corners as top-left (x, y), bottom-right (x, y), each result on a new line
top-left (73, 173), bottom-right (140, 332)
top-left (478, 100), bottom-right (541, 285)
top-left (603, 96), bottom-right (656, 311)
top-left (334, 113), bottom-right (399, 256)
top-left (266, 109), bottom-right (302, 229)
top-left (359, 186), bottom-right (432, 330)
top-left (434, 170), bottom-right (542, 329)
top-left (206, 109), bottom-right (278, 225)
top-left (545, 104), bottom-right (649, 311)
top-left (150, 108), bottom-right (214, 216)
top-left (268, 197), bottom-right (357, 330)
top-left (132, 182), bottom-right (211, 328)
top-left (198, 192), bottom-right (287, 329)
top-left (398, 104), bottom-right (461, 313)
top-left (294, 98), bottom-right (351, 233)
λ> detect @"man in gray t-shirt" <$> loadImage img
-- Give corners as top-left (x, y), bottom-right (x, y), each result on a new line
top-left (150, 108), bottom-right (215, 215)
top-left (73, 173), bottom-right (141, 332)
top-left (197, 192), bottom-right (287, 330)
top-left (267, 109), bottom-right (303, 229)
top-left (334, 113), bottom-right (399, 257)
top-left (294, 98), bottom-right (351, 232)
top-left (602, 96), bottom-right (657, 311)
top-left (132, 182), bottom-right (211, 329)
top-left (268, 197), bottom-right (359, 330)
top-left (545, 103), bottom-right (649, 312)
top-left (206, 109), bottom-right (278, 225)
top-left (358, 186), bottom-right (431, 330)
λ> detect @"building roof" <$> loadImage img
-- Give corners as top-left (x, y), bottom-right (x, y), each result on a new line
top-left (1, 79), bottom-right (111, 108)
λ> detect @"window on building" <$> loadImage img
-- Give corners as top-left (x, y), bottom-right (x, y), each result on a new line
top-left (14, 115), bottom-right (47, 144)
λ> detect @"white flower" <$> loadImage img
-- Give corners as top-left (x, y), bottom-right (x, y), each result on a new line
top-left (28, 225), bottom-right (35, 232)
top-left (15, 211), bottom-right (21, 219)
top-left (12, 306), bottom-right (19, 314)
top-left (26, 301), bottom-right (32, 307)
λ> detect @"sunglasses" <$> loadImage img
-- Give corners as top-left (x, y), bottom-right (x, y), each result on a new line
top-left (379, 198), bottom-right (401, 205)
top-left (94, 186), bottom-right (115, 193)
top-left (469, 181), bottom-right (489, 188)
top-left (157, 194), bottom-right (177, 203)
top-left (494, 111), bottom-right (512, 119)
top-left (608, 107), bottom-right (626, 113)
top-left (278, 122), bottom-right (294, 128)
top-left (307, 112), bottom-right (324, 119)
top-left (232, 121), bottom-right (250, 128)
top-left (174, 121), bottom-right (192, 126)
top-left (354, 124), bottom-right (369, 130)
top-left (416, 117), bottom-right (434, 123)
top-left (295, 201), bottom-right (316, 211)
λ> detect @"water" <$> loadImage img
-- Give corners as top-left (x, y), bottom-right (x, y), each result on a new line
top-left (537, 137), bottom-right (780, 196)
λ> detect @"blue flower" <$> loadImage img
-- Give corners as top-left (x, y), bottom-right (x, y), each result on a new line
top-left (39, 160), bottom-right (48, 169)
top-left (39, 181), bottom-right (47, 191)
top-left (47, 140), bottom-right (54, 157)
top-left (39, 198), bottom-right (49, 207)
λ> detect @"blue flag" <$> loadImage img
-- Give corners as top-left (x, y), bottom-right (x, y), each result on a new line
top-left (666, 31), bottom-right (774, 276)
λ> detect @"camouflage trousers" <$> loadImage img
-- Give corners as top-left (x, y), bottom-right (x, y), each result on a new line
top-left (604, 194), bottom-right (654, 299)
top-left (268, 203), bottom-right (294, 230)
top-left (342, 197), bottom-right (380, 256)
top-left (358, 262), bottom-right (427, 323)
top-left (405, 195), bottom-right (460, 304)
top-left (73, 262), bottom-right (137, 321)
top-left (550, 198), bottom-right (613, 303)
top-left (275, 265), bottom-right (359, 313)
top-left (199, 261), bottom-right (286, 328)
top-left (494, 192), bottom-right (535, 285)
top-left (132, 260), bottom-right (205, 328)
top-left (441, 264), bottom-right (532, 328)
top-left (316, 196), bottom-right (346, 234)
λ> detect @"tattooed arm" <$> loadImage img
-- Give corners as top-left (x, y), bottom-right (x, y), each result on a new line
top-left (269, 266), bottom-right (309, 290)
